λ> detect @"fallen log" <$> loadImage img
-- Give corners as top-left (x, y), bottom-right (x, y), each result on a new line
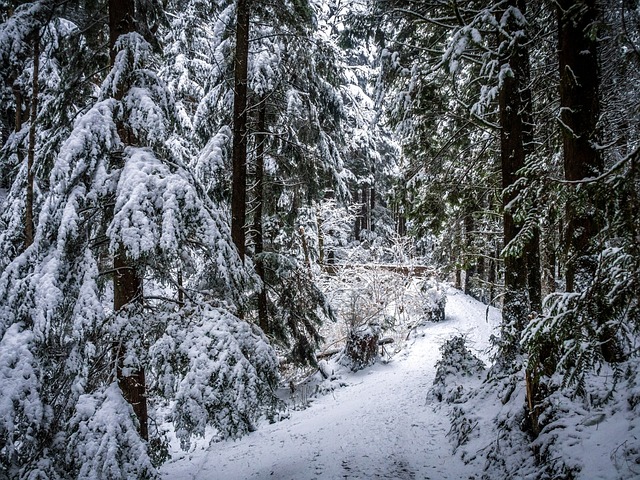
top-left (316, 348), bottom-right (342, 360)
top-left (322, 263), bottom-right (435, 276)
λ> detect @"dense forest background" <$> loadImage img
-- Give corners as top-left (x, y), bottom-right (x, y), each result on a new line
top-left (0, 0), bottom-right (638, 478)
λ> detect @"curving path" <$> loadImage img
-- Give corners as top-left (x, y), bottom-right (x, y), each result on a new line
top-left (161, 289), bottom-right (501, 480)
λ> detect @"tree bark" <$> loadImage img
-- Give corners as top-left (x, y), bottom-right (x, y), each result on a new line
top-left (498, 0), bottom-right (532, 363)
top-left (113, 248), bottom-right (147, 440)
top-left (354, 187), bottom-right (362, 240)
top-left (558, 0), bottom-right (602, 292)
top-left (109, 0), bottom-right (148, 439)
top-left (526, 227), bottom-right (542, 314)
top-left (369, 179), bottom-right (375, 232)
top-left (464, 213), bottom-right (476, 297)
top-left (231, 0), bottom-right (251, 260)
top-left (558, 0), bottom-right (620, 363)
top-left (13, 82), bottom-right (22, 134)
top-left (109, 0), bottom-right (135, 66)
top-left (24, 32), bottom-right (39, 249)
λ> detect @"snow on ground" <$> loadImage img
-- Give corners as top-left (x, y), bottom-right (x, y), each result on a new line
top-left (161, 288), bottom-right (501, 480)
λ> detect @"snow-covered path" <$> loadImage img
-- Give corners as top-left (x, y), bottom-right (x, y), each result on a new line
top-left (161, 289), bottom-right (501, 480)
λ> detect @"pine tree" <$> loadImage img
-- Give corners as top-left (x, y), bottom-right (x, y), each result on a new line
top-left (0, 1), bottom-right (280, 476)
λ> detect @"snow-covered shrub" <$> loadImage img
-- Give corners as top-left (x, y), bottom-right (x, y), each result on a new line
top-left (339, 323), bottom-right (381, 372)
top-left (419, 278), bottom-right (446, 323)
top-left (150, 306), bottom-right (279, 450)
top-left (67, 384), bottom-right (157, 480)
top-left (321, 265), bottom-right (411, 332)
top-left (524, 358), bottom-right (640, 480)
top-left (316, 200), bottom-right (354, 262)
top-left (431, 336), bottom-right (485, 403)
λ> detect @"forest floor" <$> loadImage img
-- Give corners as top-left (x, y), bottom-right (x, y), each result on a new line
top-left (160, 287), bottom-right (502, 480)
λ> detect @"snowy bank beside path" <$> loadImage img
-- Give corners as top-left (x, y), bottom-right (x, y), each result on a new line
top-left (161, 288), bottom-right (501, 480)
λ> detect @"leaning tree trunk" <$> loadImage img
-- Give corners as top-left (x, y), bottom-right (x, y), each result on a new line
top-left (231, 0), bottom-right (251, 260)
top-left (109, 0), bottom-right (148, 440)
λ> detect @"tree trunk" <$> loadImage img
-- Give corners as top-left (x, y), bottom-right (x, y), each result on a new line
top-left (464, 213), bottom-right (476, 297)
top-left (253, 100), bottom-right (268, 334)
top-left (363, 186), bottom-right (370, 231)
top-left (558, 0), bottom-right (602, 293)
top-left (24, 33), bottom-right (39, 249)
top-left (369, 180), bottom-right (375, 232)
top-left (558, 0), bottom-right (620, 363)
top-left (109, 0), bottom-right (148, 439)
top-left (13, 81), bottom-right (23, 135)
top-left (113, 248), bottom-right (147, 441)
top-left (231, 0), bottom-right (251, 260)
top-left (489, 243), bottom-right (498, 306)
top-left (498, 0), bottom-right (532, 363)
top-left (7, 78), bottom-right (22, 188)
top-left (109, 0), bottom-right (135, 66)
top-left (541, 216), bottom-right (557, 300)
top-left (354, 187), bottom-right (362, 240)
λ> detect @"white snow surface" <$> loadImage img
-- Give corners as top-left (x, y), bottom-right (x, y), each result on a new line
top-left (161, 288), bottom-right (501, 480)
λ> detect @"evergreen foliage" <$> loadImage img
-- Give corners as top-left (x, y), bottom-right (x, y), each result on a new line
top-left (0, 4), bottom-right (278, 477)
top-left (0, 0), bottom-right (638, 478)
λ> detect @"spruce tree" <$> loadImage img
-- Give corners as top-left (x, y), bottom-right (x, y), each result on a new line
top-left (0, 2), bottom-right (279, 476)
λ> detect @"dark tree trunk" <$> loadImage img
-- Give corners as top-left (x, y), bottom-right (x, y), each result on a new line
top-left (6, 82), bottom-right (23, 191)
top-left (13, 82), bottom-right (22, 135)
top-left (231, 0), bottom-right (251, 260)
top-left (558, 0), bottom-right (620, 363)
top-left (498, 0), bottom-right (532, 363)
top-left (397, 213), bottom-right (406, 236)
top-left (362, 186), bottom-right (369, 231)
top-left (369, 181), bottom-right (375, 232)
top-left (109, 0), bottom-right (148, 439)
top-left (253, 100), bottom-right (268, 334)
top-left (464, 213), bottom-right (476, 297)
top-left (354, 187), bottom-right (362, 240)
top-left (113, 248), bottom-right (148, 440)
top-left (541, 216), bottom-right (557, 300)
top-left (489, 243), bottom-right (498, 306)
top-left (318, 215), bottom-right (325, 265)
top-left (109, 0), bottom-right (135, 66)
top-left (24, 33), bottom-right (39, 249)
top-left (558, 0), bottom-right (602, 292)
top-left (477, 256), bottom-right (487, 303)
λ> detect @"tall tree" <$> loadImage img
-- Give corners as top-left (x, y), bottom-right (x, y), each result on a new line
top-left (108, 0), bottom-right (149, 440)
top-left (558, 0), bottom-right (602, 293)
top-left (498, 0), bottom-right (535, 364)
top-left (557, 0), bottom-right (621, 363)
top-left (24, 30), bottom-right (38, 248)
top-left (231, 0), bottom-right (250, 259)
top-left (372, 0), bottom-right (541, 352)
top-left (232, 0), bottom-right (353, 366)
top-left (0, 2), bottom-right (279, 476)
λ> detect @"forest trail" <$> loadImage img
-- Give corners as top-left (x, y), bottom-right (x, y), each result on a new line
top-left (161, 289), bottom-right (501, 480)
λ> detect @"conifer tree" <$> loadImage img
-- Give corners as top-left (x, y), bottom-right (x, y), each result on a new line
top-left (0, 1), bottom-right (279, 476)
